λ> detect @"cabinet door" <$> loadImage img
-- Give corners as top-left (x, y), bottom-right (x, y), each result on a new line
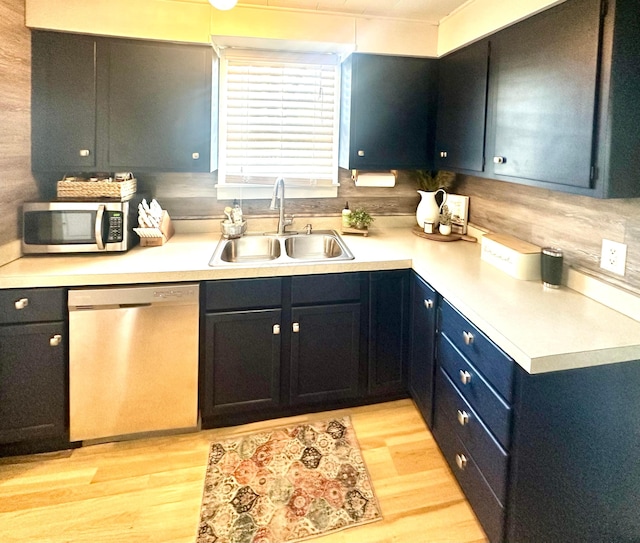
top-left (368, 270), bottom-right (410, 397)
top-left (339, 54), bottom-right (437, 170)
top-left (435, 40), bottom-right (489, 173)
top-left (31, 31), bottom-right (98, 171)
top-left (290, 304), bottom-right (361, 405)
top-left (408, 272), bottom-right (438, 428)
top-left (488, 0), bottom-right (602, 187)
top-left (203, 310), bottom-right (281, 417)
top-left (0, 323), bottom-right (66, 444)
top-left (107, 39), bottom-right (212, 172)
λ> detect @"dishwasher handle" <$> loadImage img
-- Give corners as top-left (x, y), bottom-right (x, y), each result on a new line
top-left (68, 283), bottom-right (200, 310)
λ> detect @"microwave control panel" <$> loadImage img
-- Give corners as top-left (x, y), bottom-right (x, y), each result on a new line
top-left (106, 212), bottom-right (124, 242)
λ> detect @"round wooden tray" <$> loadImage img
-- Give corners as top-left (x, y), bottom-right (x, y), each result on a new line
top-left (411, 226), bottom-right (476, 243)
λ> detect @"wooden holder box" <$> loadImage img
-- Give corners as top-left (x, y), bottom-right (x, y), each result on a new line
top-left (134, 212), bottom-right (175, 247)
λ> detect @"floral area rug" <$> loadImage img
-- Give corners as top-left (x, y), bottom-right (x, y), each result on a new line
top-left (196, 416), bottom-right (382, 543)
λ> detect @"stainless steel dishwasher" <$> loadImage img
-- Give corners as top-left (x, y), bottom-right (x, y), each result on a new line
top-left (68, 283), bottom-right (199, 442)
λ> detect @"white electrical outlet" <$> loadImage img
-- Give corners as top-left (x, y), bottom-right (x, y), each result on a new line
top-left (600, 239), bottom-right (627, 275)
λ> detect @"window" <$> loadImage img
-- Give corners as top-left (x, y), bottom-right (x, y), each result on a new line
top-left (216, 49), bottom-right (340, 199)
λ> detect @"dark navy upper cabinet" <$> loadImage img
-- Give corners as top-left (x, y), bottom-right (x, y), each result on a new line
top-left (486, 0), bottom-right (601, 189)
top-left (339, 53), bottom-right (438, 170)
top-left (436, 0), bottom-right (640, 198)
top-left (31, 31), bottom-right (214, 174)
top-left (434, 39), bottom-right (489, 173)
top-left (31, 32), bottom-right (98, 172)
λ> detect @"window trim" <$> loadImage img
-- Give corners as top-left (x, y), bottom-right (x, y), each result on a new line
top-left (215, 48), bottom-right (341, 200)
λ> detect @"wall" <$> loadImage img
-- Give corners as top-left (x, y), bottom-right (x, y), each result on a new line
top-left (437, 0), bottom-right (566, 54)
top-left (26, 0), bottom-right (439, 57)
top-left (457, 175), bottom-right (640, 291)
top-left (25, 0), bottom-right (212, 44)
top-left (0, 0), bottom-right (39, 261)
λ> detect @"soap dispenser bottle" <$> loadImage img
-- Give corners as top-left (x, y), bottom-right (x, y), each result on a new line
top-left (342, 202), bottom-right (351, 228)
top-left (232, 199), bottom-right (243, 224)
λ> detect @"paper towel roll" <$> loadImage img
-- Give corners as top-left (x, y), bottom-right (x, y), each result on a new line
top-left (353, 172), bottom-right (396, 187)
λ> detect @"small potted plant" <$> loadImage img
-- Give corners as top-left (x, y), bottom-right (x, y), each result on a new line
top-left (439, 204), bottom-right (452, 235)
top-left (412, 170), bottom-right (456, 192)
top-left (348, 208), bottom-right (374, 230)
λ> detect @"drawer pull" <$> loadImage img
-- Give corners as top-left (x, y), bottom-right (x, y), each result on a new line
top-left (14, 298), bottom-right (29, 310)
top-left (457, 410), bottom-right (470, 426)
top-left (455, 453), bottom-right (468, 470)
top-left (459, 370), bottom-right (472, 385)
top-left (273, 324), bottom-right (280, 335)
top-left (292, 322), bottom-right (300, 333)
top-left (462, 331), bottom-right (474, 345)
top-left (424, 299), bottom-right (434, 310)
top-left (49, 334), bottom-right (62, 347)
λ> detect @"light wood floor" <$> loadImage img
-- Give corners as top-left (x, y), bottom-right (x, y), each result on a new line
top-left (0, 399), bottom-right (488, 543)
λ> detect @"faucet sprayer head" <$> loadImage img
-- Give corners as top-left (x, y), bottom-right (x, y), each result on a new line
top-left (269, 177), bottom-right (285, 210)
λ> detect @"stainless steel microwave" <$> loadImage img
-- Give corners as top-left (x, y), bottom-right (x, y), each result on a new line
top-left (22, 196), bottom-right (141, 254)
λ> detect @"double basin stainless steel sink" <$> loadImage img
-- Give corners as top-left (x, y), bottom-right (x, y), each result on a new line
top-left (209, 230), bottom-right (355, 266)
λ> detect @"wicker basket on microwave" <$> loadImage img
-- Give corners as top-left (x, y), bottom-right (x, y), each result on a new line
top-left (56, 176), bottom-right (137, 200)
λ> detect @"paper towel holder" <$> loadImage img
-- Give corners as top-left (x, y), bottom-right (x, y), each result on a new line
top-left (351, 169), bottom-right (397, 187)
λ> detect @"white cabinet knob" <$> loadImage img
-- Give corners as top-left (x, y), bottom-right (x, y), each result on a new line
top-left (460, 370), bottom-right (472, 385)
top-left (79, 149), bottom-right (91, 157)
top-left (456, 453), bottom-right (468, 470)
top-left (457, 410), bottom-right (470, 426)
top-left (493, 156), bottom-right (506, 164)
top-left (292, 322), bottom-right (300, 333)
top-left (357, 150), bottom-right (365, 157)
top-left (424, 299), bottom-right (434, 309)
top-left (50, 334), bottom-right (62, 347)
top-left (273, 324), bottom-right (280, 335)
top-left (463, 331), bottom-right (474, 345)
top-left (14, 298), bottom-right (29, 310)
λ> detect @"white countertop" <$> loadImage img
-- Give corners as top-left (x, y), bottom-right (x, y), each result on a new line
top-left (2, 220), bottom-right (639, 375)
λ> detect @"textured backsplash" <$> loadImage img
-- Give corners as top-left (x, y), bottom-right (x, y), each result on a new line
top-left (456, 175), bottom-right (640, 292)
top-left (140, 168), bottom-right (422, 220)
top-left (0, 0), bottom-right (40, 247)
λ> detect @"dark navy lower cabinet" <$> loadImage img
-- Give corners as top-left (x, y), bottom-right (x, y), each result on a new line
top-left (433, 297), bottom-right (513, 543)
top-left (0, 288), bottom-right (68, 456)
top-left (408, 271), bottom-right (438, 428)
top-left (506, 361), bottom-right (640, 543)
top-left (201, 274), bottom-right (366, 427)
top-left (367, 270), bottom-right (410, 397)
top-left (434, 294), bottom-right (640, 542)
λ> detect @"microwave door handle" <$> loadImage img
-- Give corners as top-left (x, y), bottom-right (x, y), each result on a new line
top-left (95, 205), bottom-right (106, 250)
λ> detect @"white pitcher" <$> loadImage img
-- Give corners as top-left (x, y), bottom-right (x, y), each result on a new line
top-left (416, 189), bottom-right (447, 228)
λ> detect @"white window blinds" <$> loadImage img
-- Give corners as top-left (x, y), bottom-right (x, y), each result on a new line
top-left (218, 50), bottom-right (340, 189)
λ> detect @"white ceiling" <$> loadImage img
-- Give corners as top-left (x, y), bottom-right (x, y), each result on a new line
top-left (237, 0), bottom-right (470, 23)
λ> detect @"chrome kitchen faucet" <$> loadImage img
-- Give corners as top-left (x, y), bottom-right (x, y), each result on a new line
top-left (270, 177), bottom-right (294, 235)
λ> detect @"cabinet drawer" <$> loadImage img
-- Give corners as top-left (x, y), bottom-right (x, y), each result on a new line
top-left (440, 299), bottom-right (514, 402)
top-left (438, 333), bottom-right (512, 449)
top-left (0, 288), bottom-right (66, 324)
top-left (434, 416), bottom-right (504, 543)
top-left (291, 273), bottom-right (361, 305)
top-left (436, 368), bottom-right (509, 504)
top-left (205, 278), bottom-right (282, 311)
